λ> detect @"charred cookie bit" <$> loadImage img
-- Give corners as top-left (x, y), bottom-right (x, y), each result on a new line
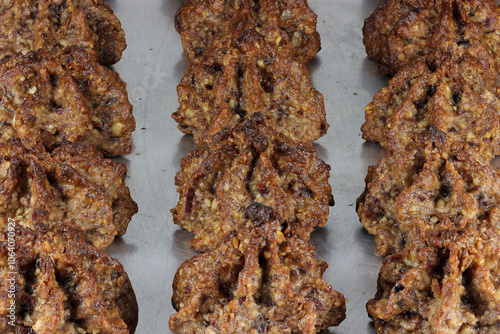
top-left (244, 202), bottom-right (275, 224)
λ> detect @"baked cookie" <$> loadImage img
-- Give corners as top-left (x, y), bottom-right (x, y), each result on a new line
top-left (170, 205), bottom-right (345, 333)
top-left (0, 138), bottom-right (137, 250)
top-left (0, 0), bottom-right (126, 65)
top-left (363, 0), bottom-right (500, 76)
top-left (0, 225), bottom-right (138, 334)
top-left (368, 216), bottom-right (500, 333)
top-left (173, 31), bottom-right (327, 146)
top-left (358, 136), bottom-right (500, 256)
top-left (173, 114), bottom-right (333, 252)
top-left (175, 0), bottom-right (320, 64)
top-left (362, 56), bottom-right (500, 157)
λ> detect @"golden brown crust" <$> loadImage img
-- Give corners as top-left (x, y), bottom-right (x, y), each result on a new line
top-left (172, 114), bottom-right (333, 252)
top-left (363, 0), bottom-right (500, 76)
top-left (0, 48), bottom-right (135, 157)
top-left (0, 225), bottom-right (138, 334)
top-left (0, 0), bottom-right (126, 65)
top-left (169, 207), bottom-right (345, 334)
top-left (367, 217), bottom-right (500, 333)
top-left (0, 138), bottom-right (137, 250)
top-left (174, 0), bottom-right (320, 64)
top-left (362, 55), bottom-right (500, 157)
top-left (173, 29), bottom-right (327, 146)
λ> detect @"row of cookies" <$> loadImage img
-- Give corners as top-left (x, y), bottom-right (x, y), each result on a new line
top-left (169, 0), bottom-right (346, 333)
top-left (359, 0), bottom-right (500, 332)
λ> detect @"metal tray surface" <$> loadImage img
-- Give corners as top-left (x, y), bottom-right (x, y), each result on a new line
top-left (107, 0), bottom-right (389, 333)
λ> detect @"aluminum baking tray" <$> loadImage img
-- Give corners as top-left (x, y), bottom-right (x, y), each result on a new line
top-left (107, 0), bottom-right (389, 332)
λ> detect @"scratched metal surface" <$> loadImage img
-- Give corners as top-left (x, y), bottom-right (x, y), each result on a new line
top-left (106, 0), bottom-right (389, 333)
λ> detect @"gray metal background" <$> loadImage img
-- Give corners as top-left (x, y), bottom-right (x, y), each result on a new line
top-left (106, 0), bottom-right (390, 333)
